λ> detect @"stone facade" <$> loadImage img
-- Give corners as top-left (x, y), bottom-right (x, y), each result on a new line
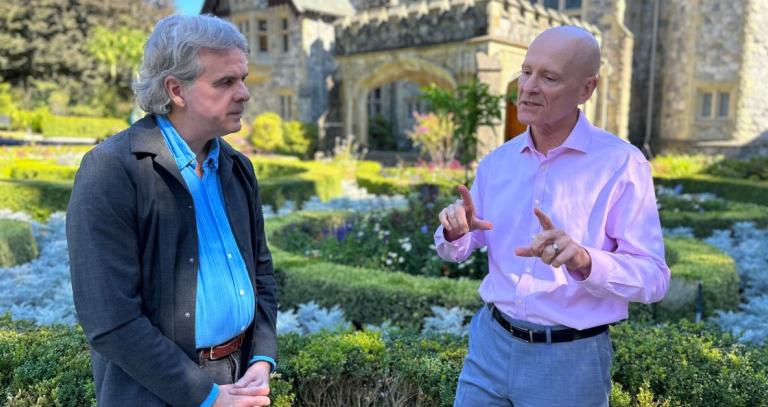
top-left (626, 0), bottom-right (768, 156)
top-left (217, 0), bottom-right (768, 157)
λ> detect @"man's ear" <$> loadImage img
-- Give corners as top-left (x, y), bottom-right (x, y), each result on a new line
top-left (164, 76), bottom-right (186, 109)
top-left (578, 75), bottom-right (598, 105)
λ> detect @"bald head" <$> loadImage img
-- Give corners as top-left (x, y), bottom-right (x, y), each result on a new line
top-left (529, 26), bottom-right (601, 77)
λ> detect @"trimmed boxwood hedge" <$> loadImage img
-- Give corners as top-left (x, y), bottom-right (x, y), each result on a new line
top-left (654, 174), bottom-right (768, 207)
top-left (2, 314), bottom-right (766, 407)
top-left (40, 115), bottom-right (127, 140)
top-left (0, 219), bottom-right (38, 267)
top-left (0, 179), bottom-right (72, 221)
top-left (269, 214), bottom-right (740, 327)
top-left (660, 200), bottom-right (768, 237)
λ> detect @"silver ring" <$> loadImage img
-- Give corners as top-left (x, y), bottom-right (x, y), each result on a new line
top-left (552, 243), bottom-right (560, 254)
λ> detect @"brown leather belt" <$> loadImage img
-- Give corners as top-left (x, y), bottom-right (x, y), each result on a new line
top-left (199, 333), bottom-right (245, 360)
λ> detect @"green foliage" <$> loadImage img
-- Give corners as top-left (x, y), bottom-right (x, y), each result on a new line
top-left (10, 108), bottom-right (52, 133)
top-left (419, 80), bottom-right (504, 168)
top-left (406, 112), bottom-right (458, 166)
top-left (0, 1), bottom-right (170, 117)
top-left (86, 26), bottom-right (146, 81)
top-left (660, 199), bottom-right (768, 237)
top-left (0, 83), bottom-right (16, 116)
top-left (279, 121), bottom-right (315, 158)
top-left (251, 112), bottom-right (285, 152)
top-left (250, 157), bottom-right (344, 208)
top-left (355, 163), bottom-right (462, 196)
top-left (638, 237), bottom-right (740, 323)
top-left (40, 115), bottom-right (127, 140)
top-left (611, 320), bottom-right (768, 406)
top-left (270, 200), bottom-right (490, 280)
top-left (0, 179), bottom-right (72, 221)
top-left (0, 314), bottom-right (95, 406)
top-left (705, 155), bottom-right (768, 181)
top-left (654, 175), bottom-right (768, 207)
top-left (651, 155), bottom-right (717, 178)
top-left (2, 316), bottom-right (766, 407)
top-left (368, 114), bottom-right (397, 151)
top-left (5, 160), bottom-right (78, 182)
top-left (269, 215), bottom-right (736, 328)
top-left (0, 219), bottom-right (38, 267)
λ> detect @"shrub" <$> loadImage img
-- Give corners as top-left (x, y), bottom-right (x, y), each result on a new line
top-left (3, 316), bottom-right (766, 407)
top-left (279, 121), bottom-right (315, 158)
top-left (651, 154), bottom-right (716, 178)
top-left (6, 160), bottom-right (78, 182)
top-left (406, 112), bottom-right (457, 167)
top-left (705, 155), bottom-right (768, 181)
top-left (270, 214), bottom-right (738, 327)
top-left (251, 112), bottom-right (285, 152)
top-left (654, 175), bottom-right (768, 207)
top-left (40, 115), bottom-right (126, 140)
top-left (611, 320), bottom-right (768, 406)
top-left (0, 219), bottom-right (38, 267)
top-left (10, 107), bottom-right (52, 133)
top-left (0, 179), bottom-right (72, 221)
top-left (660, 200), bottom-right (768, 237)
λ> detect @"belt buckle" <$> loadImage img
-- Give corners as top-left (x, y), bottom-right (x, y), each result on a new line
top-left (528, 329), bottom-right (534, 342)
top-left (208, 345), bottom-right (217, 360)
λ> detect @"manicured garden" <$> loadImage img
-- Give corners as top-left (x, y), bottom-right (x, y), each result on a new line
top-left (1, 150), bottom-right (767, 406)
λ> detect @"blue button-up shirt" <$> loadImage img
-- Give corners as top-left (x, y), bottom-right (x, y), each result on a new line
top-left (156, 116), bottom-right (275, 406)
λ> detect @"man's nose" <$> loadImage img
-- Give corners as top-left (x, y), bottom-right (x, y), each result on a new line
top-left (519, 75), bottom-right (539, 94)
top-left (236, 81), bottom-right (250, 102)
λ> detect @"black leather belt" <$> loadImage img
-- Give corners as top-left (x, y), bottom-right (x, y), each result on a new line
top-left (489, 304), bottom-right (607, 343)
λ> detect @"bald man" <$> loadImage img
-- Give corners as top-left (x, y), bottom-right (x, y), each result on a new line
top-left (434, 26), bottom-right (669, 406)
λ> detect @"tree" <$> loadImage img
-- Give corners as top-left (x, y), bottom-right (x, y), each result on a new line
top-left (419, 79), bottom-right (504, 177)
top-left (87, 26), bottom-right (147, 82)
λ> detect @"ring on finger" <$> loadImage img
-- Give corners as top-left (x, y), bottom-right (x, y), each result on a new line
top-left (552, 243), bottom-right (560, 254)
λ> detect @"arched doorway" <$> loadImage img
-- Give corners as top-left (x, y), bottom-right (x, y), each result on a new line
top-left (505, 78), bottom-right (527, 141)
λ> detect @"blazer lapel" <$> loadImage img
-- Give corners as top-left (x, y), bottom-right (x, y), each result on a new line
top-left (129, 115), bottom-right (187, 189)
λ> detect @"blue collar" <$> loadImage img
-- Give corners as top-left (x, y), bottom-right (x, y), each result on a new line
top-left (155, 115), bottom-right (220, 171)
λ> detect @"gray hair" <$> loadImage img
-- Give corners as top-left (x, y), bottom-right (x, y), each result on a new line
top-left (133, 14), bottom-right (249, 115)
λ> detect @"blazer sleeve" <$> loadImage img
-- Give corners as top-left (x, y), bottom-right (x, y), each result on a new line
top-left (241, 158), bottom-right (278, 361)
top-left (66, 148), bottom-right (215, 407)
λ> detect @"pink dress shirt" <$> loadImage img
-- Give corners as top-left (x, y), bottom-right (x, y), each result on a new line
top-left (434, 112), bottom-right (670, 330)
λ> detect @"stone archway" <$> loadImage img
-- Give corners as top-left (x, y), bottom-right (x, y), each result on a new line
top-left (342, 56), bottom-right (458, 147)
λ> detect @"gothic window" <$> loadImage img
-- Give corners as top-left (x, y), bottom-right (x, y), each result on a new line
top-left (257, 20), bottom-right (268, 53)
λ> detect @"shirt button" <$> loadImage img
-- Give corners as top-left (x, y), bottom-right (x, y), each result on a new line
top-left (533, 199), bottom-right (540, 206)
top-left (241, 326), bottom-right (246, 331)
top-left (525, 267), bottom-right (532, 273)
top-left (540, 165), bottom-right (548, 171)
top-left (184, 312), bottom-right (191, 318)
top-left (188, 257), bottom-right (194, 264)
top-left (188, 205), bottom-right (193, 209)
top-left (227, 253), bottom-right (233, 259)
top-left (239, 289), bottom-right (245, 296)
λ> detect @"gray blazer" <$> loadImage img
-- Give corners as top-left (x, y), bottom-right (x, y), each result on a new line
top-left (66, 115), bottom-right (278, 406)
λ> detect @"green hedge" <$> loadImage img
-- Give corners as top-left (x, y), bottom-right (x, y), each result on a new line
top-left (654, 175), bottom-right (768, 207)
top-left (5, 160), bottom-right (78, 182)
top-left (251, 158), bottom-right (344, 208)
top-left (40, 115), bottom-right (126, 140)
top-left (2, 315), bottom-right (766, 406)
top-left (0, 219), bottom-right (38, 267)
top-left (630, 237), bottom-right (740, 323)
top-left (269, 214), bottom-right (739, 327)
top-left (0, 179), bottom-right (72, 221)
top-left (660, 200), bottom-right (768, 237)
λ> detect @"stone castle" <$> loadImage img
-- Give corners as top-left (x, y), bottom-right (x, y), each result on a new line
top-left (202, 0), bottom-right (768, 157)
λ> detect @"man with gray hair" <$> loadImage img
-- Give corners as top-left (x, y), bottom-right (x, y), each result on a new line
top-left (67, 14), bottom-right (276, 406)
top-left (435, 26), bottom-right (669, 405)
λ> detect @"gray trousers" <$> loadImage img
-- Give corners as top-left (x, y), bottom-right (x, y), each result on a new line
top-left (454, 306), bottom-right (612, 407)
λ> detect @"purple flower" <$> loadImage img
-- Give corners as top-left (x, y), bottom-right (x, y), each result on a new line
top-left (420, 224), bottom-right (429, 234)
top-left (674, 184), bottom-right (684, 194)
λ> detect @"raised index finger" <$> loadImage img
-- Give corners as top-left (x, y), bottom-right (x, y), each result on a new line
top-left (457, 185), bottom-right (475, 212)
top-left (533, 207), bottom-right (555, 231)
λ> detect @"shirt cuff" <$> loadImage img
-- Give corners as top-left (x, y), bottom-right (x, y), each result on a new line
top-left (572, 247), bottom-right (610, 293)
top-left (434, 225), bottom-right (473, 262)
top-left (200, 384), bottom-right (218, 407)
top-left (249, 355), bottom-right (277, 372)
